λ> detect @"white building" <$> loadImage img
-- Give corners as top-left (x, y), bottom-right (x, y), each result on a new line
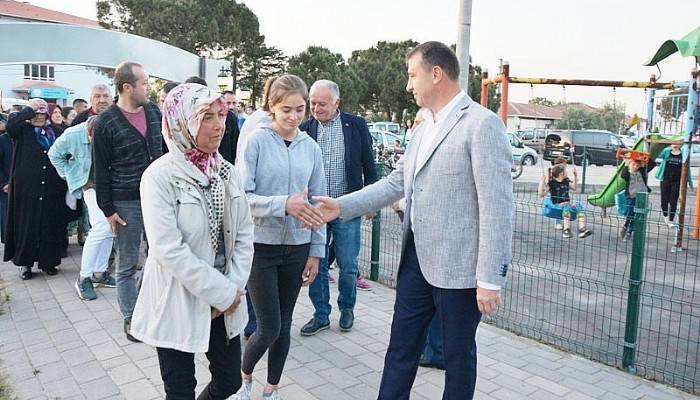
top-left (0, 0), bottom-right (113, 110)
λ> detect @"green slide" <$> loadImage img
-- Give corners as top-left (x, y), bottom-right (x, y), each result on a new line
top-left (587, 135), bottom-right (680, 208)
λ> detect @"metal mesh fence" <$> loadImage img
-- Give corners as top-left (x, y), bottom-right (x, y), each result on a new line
top-left (357, 180), bottom-right (700, 394)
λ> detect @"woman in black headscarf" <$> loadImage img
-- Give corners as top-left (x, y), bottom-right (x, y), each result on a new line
top-left (4, 98), bottom-right (71, 279)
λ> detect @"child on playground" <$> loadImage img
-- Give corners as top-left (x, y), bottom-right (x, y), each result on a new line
top-left (655, 143), bottom-right (690, 228)
top-left (549, 157), bottom-right (568, 230)
top-left (620, 158), bottom-right (656, 242)
top-left (538, 163), bottom-right (593, 239)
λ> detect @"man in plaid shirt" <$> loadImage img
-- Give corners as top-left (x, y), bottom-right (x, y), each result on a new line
top-left (299, 80), bottom-right (377, 335)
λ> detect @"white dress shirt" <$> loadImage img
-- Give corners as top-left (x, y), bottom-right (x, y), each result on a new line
top-left (409, 91), bottom-right (500, 291)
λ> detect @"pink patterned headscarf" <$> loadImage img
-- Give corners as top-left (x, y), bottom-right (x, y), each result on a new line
top-left (162, 83), bottom-right (230, 251)
top-left (162, 83), bottom-right (226, 179)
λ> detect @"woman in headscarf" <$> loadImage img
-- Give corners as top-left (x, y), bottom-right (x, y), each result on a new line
top-left (48, 103), bottom-right (65, 135)
top-left (130, 83), bottom-right (254, 400)
top-left (4, 98), bottom-right (71, 280)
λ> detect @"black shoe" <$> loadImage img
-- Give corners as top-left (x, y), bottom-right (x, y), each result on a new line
top-left (41, 266), bottom-right (58, 276)
top-left (19, 266), bottom-right (32, 280)
top-left (124, 320), bottom-right (141, 343)
top-left (419, 357), bottom-right (445, 370)
top-left (300, 318), bottom-right (330, 336)
top-left (339, 309), bottom-right (354, 332)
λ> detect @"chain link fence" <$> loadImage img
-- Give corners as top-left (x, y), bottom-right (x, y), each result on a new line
top-left (358, 180), bottom-right (700, 394)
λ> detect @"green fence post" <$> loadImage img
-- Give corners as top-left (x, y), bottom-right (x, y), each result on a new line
top-left (370, 162), bottom-right (383, 282)
top-left (622, 192), bottom-right (649, 373)
top-left (581, 146), bottom-right (588, 194)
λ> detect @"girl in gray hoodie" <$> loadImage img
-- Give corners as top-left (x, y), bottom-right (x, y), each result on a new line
top-left (236, 74), bottom-right (326, 400)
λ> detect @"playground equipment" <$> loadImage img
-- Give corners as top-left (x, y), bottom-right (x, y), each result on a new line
top-left (587, 135), bottom-right (681, 208)
top-left (482, 25), bottom-right (700, 241)
top-left (615, 148), bottom-right (651, 164)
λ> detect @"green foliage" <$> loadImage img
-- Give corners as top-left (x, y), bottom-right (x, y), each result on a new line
top-left (529, 97), bottom-right (555, 107)
top-left (348, 40), bottom-right (418, 121)
top-left (288, 46), bottom-right (364, 114)
top-left (556, 103), bottom-right (625, 133)
top-left (237, 35), bottom-right (287, 108)
top-left (658, 90), bottom-right (688, 120)
top-left (468, 63), bottom-right (500, 113)
top-left (96, 0), bottom-right (259, 58)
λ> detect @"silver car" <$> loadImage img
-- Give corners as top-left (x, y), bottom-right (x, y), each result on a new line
top-left (508, 132), bottom-right (538, 165)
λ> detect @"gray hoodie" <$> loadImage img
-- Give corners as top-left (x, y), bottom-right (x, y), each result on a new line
top-left (241, 125), bottom-right (326, 258)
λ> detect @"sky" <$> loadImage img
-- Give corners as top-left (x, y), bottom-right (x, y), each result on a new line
top-left (27, 0), bottom-right (699, 116)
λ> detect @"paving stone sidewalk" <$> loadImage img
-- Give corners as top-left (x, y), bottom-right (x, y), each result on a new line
top-left (0, 243), bottom-right (697, 400)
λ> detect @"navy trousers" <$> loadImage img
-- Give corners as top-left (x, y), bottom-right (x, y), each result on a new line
top-left (377, 232), bottom-right (481, 400)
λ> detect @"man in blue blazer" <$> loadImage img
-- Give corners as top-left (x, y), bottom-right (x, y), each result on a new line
top-left (299, 80), bottom-right (377, 335)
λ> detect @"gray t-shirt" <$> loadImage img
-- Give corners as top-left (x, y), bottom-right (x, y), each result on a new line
top-left (628, 171), bottom-right (647, 197)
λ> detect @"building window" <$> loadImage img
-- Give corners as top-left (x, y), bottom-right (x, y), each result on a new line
top-left (23, 64), bottom-right (56, 81)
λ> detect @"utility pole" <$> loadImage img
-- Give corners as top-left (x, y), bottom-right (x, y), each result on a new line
top-left (456, 0), bottom-right (473, 90)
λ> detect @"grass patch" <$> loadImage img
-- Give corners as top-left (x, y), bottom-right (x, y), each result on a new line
top-left (0, 376), bottom-right (13, 400)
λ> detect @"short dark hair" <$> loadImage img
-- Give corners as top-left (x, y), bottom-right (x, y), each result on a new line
top-left (184, 76), bottom-right (207, 86)
top-left (162, 81), bottom-right (179, 94)
top-left (222, 90), bottom-right (235, 96)
top-left (72, 98), bottom-right (87, 106)
top-left (114, 61), bottom-right (143, 94)
top-left (407, 41), bottom-right (460, 81)
top-left (551, 164), bottom-right (567, 178)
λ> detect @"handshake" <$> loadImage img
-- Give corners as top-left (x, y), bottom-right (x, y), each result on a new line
top-left (286, 188), bottom-right (341, 230)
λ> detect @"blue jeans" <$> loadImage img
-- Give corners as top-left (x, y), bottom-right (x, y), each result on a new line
top-left (623, 196), bottom-right (637, 234)
top-left (309, 217), bottom-right (361, 324)
top-left (113, 200), bottom-right (144, 321)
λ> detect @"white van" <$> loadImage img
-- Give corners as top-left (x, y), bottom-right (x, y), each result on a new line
top-left (368, 121), bottom-right (401, 135)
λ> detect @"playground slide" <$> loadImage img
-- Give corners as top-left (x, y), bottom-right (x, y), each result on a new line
top-left (587, 135), bottom-right (681, 208)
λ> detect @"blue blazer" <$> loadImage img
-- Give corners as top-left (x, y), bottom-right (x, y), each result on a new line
top-left (300, 112), bottom-right (378, 193)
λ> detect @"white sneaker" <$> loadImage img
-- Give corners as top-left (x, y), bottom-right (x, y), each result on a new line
top-left (263, 390), bottom-right (281, 400)
top-left (555, 222), bottom-right (563, 230)
top-left (232, 379), bottom-right (252, 400)
top-left (663, 215), bottom-right (669, 224)
top-left (668, 222), bottom-right (676, 228)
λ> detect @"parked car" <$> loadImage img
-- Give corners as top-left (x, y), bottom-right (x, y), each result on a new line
top-left (370, 130), bottom-right (403, 149)
top-left (368, 122), bottom-right (401, 135)
top-left (516, 128), bottom-right (550, 153)
top-left (508, 132), bottom-right (538, 166)
top-left (543, 129), bottom-right (625, 166)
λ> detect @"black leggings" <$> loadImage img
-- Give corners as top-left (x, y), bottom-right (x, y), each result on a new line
top-left (660, 179), bottom-right (681, 221)
top-left (242, 243), bottom-right (309, 385)
top-left (156, 316), bottom-right (241, 400)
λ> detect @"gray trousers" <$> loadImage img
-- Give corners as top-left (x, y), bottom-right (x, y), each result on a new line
top-left (113, 200), bottom-right (144, 321)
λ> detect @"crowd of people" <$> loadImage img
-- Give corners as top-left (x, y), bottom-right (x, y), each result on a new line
top-left (0, 41), bottom-right (513, 400)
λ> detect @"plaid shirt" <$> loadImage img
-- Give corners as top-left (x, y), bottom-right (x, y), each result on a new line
top-left (317, 112), bottom-right (347, 198)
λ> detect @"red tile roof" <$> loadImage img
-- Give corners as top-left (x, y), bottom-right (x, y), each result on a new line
top-left (507, 102), bottom-right (599, 120)
top-left (507, 103), bottom-right (564, 120)
top-left (0, 0), bottom-right (100, 27)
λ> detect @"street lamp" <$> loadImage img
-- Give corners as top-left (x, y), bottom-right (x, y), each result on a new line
top-left (217, 66), bottom-right (231, 91)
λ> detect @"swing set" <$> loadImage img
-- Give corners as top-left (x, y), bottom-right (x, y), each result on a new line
top-left (481, 60), bottom-right (700, 243)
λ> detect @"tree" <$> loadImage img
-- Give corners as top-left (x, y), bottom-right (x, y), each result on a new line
top-left (348, 41), bottom-right (418, 121)
top-left (591, 103), bottom-right (625, 133)
top-left (529, 97), bottom-right (555, 107)
top-left (555, 103), bottom-right (625, 132)
top-left (659, 89), bottom-right (688, 120)
top-left (237, 34), bottom-right (287, 108)
top-left (556, 108), bottom-right (596, 130)
top-left (96, 0), bottom-right (260, 63)
top-left (287, 46), bottom-right (364, 114)
top-left (467, 62), bottom-right (500, 113)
